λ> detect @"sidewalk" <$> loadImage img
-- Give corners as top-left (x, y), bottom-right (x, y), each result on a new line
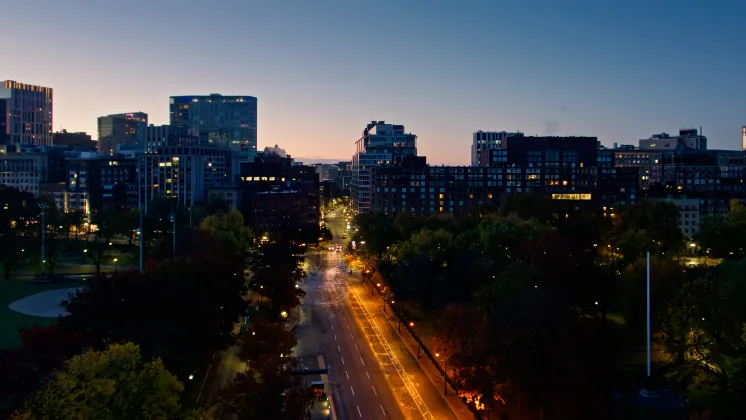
top-left (348, 272), bottom-right (478, 420)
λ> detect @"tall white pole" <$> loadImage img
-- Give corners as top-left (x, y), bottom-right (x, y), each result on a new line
top-left (139, 168), bottom-right (143, 273)
top-left (646, 250), bottom-right (651, 378)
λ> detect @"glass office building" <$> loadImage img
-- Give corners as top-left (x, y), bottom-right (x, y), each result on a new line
top-left (170, 94), bottom-right (257, 159)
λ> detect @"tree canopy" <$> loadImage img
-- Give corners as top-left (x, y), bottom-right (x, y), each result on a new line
top-left (11, 343), bottom-right (208, 420)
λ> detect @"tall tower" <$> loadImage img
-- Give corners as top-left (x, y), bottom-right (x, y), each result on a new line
top-left (0, 80), bottom-right (53, 145)
top-left (170, 94), bottom-right (258, 159)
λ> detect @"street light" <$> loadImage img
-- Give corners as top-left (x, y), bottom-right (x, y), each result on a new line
top-left (410, 321), bottom-right (421, 359)
top-left (435, 351), bottom-right (449, 395)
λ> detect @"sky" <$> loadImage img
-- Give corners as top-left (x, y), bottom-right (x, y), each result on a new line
top-left (3, 0), bottom-right (745, 165)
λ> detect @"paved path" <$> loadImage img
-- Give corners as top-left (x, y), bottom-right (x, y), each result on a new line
top-left (8, 287), bottom-right (82, 317)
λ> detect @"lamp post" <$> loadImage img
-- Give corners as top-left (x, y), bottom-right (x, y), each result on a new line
top-left (436, 351), bottom-right (449, 396)
top-left (410, 321), bottom-right (421, 359)
top-left (138, 166), bottom-right (143, 272)
top-left (170, 211), bottom-right (176, 257)
top-left (39, 203), bottom-right (48, 275)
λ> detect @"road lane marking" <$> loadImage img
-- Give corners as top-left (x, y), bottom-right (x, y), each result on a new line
top-left (341, 357), bottom-right (345, 365)
top-left (346, 324), bottom-right (350, 330)
top-left (360, 356), bottom-right (365, 365)
top-left (366, 371), bottom-right (370, 378)
top-left (331, 325), bottom-right (334, 330)
top-left (337, 345), bottom-right (341, 352)
top-left (351, 386), bottom-right (355, 396)
top-left (371, 385), bottom-right (377, 395)
top-left (350, 333), bottom-right (354, 340)
top-left (334, 334), bottom-right (337, 341)
top-left (357, 405), bottom-right (362, 417)
top-left (380, 405), bottom-right (386, 416)
top-left (345, 371), bottom-right (349, 379)
top-left (355, 344), bottom-right (359, 351)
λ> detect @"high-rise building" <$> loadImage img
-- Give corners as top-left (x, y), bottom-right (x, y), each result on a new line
top-left (170, 94), bottom-right (258, 159)
top-left (144, 124), bottom-right (200, 152)
top-left (472, 130), bottom-right (523, 166)
top-left (351, 121), bottom-right (417, 214)
top-left (97, 112), bottom-right (148, 155)
top-left (138, 145), bottom-right (240, 210)
top-left (0, 98), bottom-right (7, 144)
top-left (742, 126), bottom-right (746, 151)
top-left (0, 80), bottom-right (53, 145)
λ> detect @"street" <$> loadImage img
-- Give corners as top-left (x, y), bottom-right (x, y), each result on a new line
top-left (294, 247), bottom-right (406, 420)
top-left (294, 209), bottom-right (459, 420)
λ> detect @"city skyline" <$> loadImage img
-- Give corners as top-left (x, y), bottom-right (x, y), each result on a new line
top-left (3, 0), bottom-right (745, 164)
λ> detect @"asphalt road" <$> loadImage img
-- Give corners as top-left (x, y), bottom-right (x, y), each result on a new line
top-left (321, 211), bottom-right (460, 420)
top-left (295, 246), bottom-right (406, 420)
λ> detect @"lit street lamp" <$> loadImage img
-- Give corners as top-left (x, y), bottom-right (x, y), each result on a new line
top-left (435, 351), bottom-right (449, 395)
top-left (410, 321), bottom-right (421, 359)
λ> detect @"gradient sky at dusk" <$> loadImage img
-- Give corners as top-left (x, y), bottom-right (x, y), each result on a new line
top-left (3, 0), bottom-right (744, 164)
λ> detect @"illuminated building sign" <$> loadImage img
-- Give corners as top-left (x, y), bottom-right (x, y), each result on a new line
top-left (551, 193), bottom-right (592, 200)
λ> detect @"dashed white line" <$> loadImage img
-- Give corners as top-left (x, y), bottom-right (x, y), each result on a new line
top-left (337, 345), bottom-right (341, 352)
top-left (345, 371), bottom-right (349, 379)
top-left (350, 333), bottom-right (354, 340)
top-left (371, 385), bottom-right (378, 395)
top-left (357, 405), bottom-right (362, 417)
top-left (366, 371), bottom-right (370, 379)
top-left (351, 386), bottom-right (355, 396)
top-left (346, 324), bottom-right (350, 330)
top-left (380, 405), bottom-right (386, 416)
top-left (360, 356), bottom-right (365, 365)
top-left (334, 334), bottom-right (337, 341)
top-left (341, 357), bottom-right (345, 365)
top-left (355, 344), bottom-right (359, 351)
top-left (331, 325), bottom-right (334, 330)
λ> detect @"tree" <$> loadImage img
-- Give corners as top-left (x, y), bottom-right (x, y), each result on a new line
top-left (0, 325), bottom-right (90, 417)
top-left (10, 343), bottom-right (208, 420)
top-left (61, 243), bottom-right (247, 385)
top-left (200, 209), bottom-right (253, 260)
top-left (237, 321), bottom-right (297, 369)
top-left (62, 210), bottom-right (86, 240)
top-left (695, 200), bottom-right (746, 259)
top-left (38, 201), bottom-right (68, 276)
top-left (0, 187), bottom-right (41, 278)
top-left (247, 241), bottom-right (306, 314)
top-left (215, 358), bottom-right (314, 420)
top-left (618, 201), bottom-right (684, 255)
top-left (352, 213), bottom-right (400, 258)
top-left (79, 211), bottom-right (118, 277)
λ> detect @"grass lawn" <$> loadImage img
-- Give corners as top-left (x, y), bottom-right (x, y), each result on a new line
top-left (0, 278), bottom-right (84, 349)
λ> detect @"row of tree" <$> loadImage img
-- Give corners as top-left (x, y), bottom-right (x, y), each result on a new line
top-left (351, 194), bottom-right (746, 418)
top-left (2, 194), bottom-right (319, 419)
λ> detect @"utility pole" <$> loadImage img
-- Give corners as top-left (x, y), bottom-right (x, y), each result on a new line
top-left (170, 211), bottom-right (176, 257)
top-left (39, 203), bottom-right (48, 275)
top-left (138, 170), bottom-right (144, 272)
top-left (646, 250), bottom-right (651, 378)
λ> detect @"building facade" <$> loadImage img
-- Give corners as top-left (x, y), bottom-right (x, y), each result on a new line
top-left (239, 153), bottom-right (320, 238)
top-left (97, 112), bottom-right (148, 155)
top-left (638, 129), bottom-right (707, 151)
top-left (0, 80), bottom-right (53, 145)
top-left (351, 121), bottom-right (417, 214)
top-left (66, 156), bottom-right (138, 213)
top-left (52, 130), bottom-right (95, 150)
top-left (0, 146), bottom-right (65, 197)
top-left (170, 94), bottom-right (258, 159)
top-left (138, 145), bottom-right (240, 211)
top-left (144, 124), bottom-right (200, 152)
top-left (472, 130), bottom-right (523, 167)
